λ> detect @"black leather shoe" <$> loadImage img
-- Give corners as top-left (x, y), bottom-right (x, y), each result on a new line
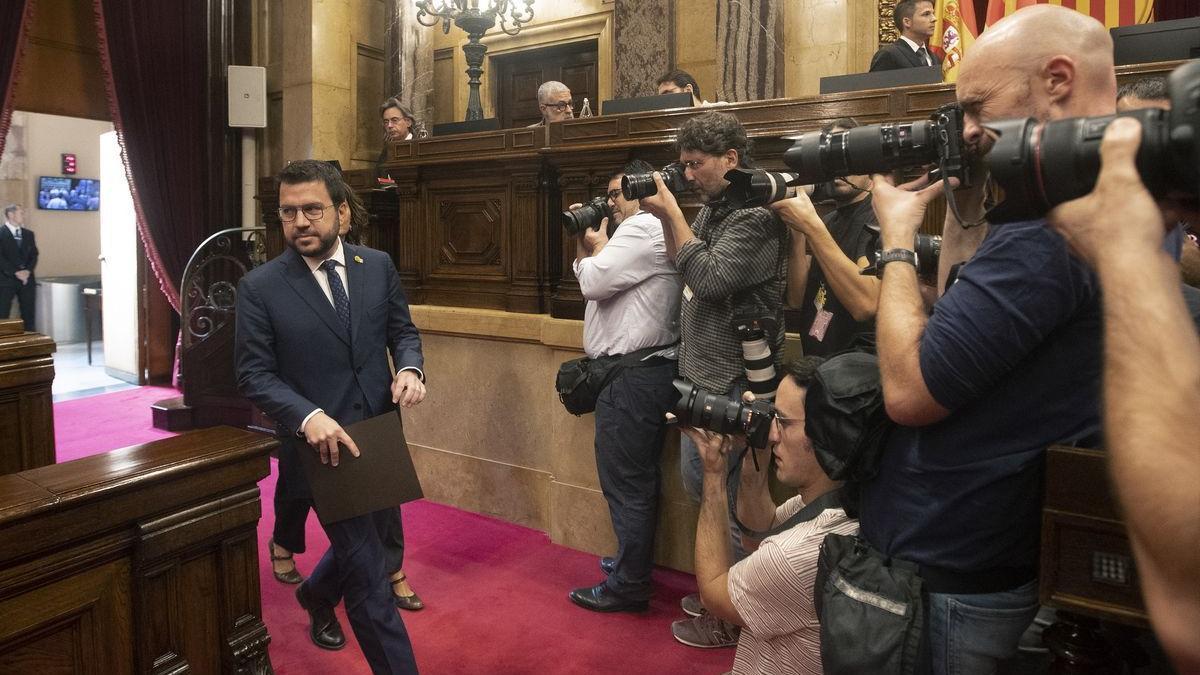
top-left (295, 583), bottom-right (346, 650)
top-left (268, 538), bottom-right (304, 585)
top-left (569, 583), bottom-right (648, 613)
top-left (600, 557), bottom-right (616, 575)
top-left (391, 572), bottom-right (425, 611)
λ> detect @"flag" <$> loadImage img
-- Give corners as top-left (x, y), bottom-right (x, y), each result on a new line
top-left (931, 0), bottom-right (980, 82)
top-left (985, 0), bottom-right (1154, 29)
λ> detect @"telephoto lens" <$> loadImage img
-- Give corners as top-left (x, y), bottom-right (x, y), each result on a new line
top-left (561, 195), bottom-right (613, 237)
top-left (734, 317), bottom-right (779, 401)
top-left (863, 233), bottom-right (942, 279)
top-left (983, 61), bottom-right (1200, 223)
top-left (724, 168), bottom-right (805, 208)
top-left (782, 103), bottom-right (968, 186)
top-left (621, 162), bottom-right (689, 200)
top-left (671, 379), bottom-right (777, 449)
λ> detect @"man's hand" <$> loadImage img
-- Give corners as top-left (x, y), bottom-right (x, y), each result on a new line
top-left (14, 270), bottom-right (30, 284)
top-left (638, 173), bottom-right (682, 222)
top-left (392, 369), bottom-right (426, 408)
top-left (304, 411), bottom-right (360, 467)
top-left (581, 220), bottom-right (609, 254)
top-left (1048, 118), bottom-right (1162, 267)
top-left (770, 192), bottom-right (823, 236)
top-left (871, 172), bottom-right (948, 250)
top-left (681, 427), bottom-right (735, 476)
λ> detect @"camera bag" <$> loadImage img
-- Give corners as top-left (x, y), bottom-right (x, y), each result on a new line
top-left (815, 533), bottom-right (925, 675)
top-left (555, 345), bottom-right (672, 416)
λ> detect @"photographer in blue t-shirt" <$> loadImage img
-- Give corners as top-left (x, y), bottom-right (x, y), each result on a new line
top-left (859, 6), bottom-right (1114, 674)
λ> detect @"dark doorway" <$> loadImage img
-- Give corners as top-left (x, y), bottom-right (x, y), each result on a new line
top-left (494, 40), bottom-right (599, 128)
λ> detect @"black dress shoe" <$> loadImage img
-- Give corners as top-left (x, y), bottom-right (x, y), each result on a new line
top-left (569, 583), bottom-right (648, 613)
top-left (600, 557), bottom-right (616, 575)
top-left (295, 583), bottom-right (346, 650)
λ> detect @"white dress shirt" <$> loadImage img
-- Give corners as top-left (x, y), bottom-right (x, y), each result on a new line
top-left (572, 211), bottom-right (682, 359)
top-left (297, 237), bottom-right (422, 433)
top-left (5, 222), bottom-right (22, 239)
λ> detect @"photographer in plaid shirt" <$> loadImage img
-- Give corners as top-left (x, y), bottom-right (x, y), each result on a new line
top-left (639, 111), bottom-right (789, 648)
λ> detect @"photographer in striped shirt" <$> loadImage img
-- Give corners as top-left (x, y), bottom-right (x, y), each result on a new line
top-left (639, 111), bottom-right (789, 647)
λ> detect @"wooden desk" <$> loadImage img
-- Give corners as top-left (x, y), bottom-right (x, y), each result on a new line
top-left (0, 319), bottom-right (55, 474)
top-left (0, 426), bottom-right (276, 674)
top-left (258, 61), bottom-right (1179, 322)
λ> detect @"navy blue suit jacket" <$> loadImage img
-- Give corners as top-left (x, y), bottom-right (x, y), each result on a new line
top-left (235, 242), bottom-right (423, 451)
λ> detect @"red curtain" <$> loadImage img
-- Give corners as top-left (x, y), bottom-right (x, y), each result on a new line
top-left (93, 0), bottom-right (217, 311)
top-left (0, 0), bottom-right (34, 161)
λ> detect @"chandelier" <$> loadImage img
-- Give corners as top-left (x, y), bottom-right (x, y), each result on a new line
top-left (414, 1), bottom-right (537, 121)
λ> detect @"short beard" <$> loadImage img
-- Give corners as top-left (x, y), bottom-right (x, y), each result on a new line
top-left (290, 212), bottom-right (341, 259)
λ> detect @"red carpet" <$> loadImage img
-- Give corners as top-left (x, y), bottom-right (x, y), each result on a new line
top-left (55, 387), bottom-right (735, 674)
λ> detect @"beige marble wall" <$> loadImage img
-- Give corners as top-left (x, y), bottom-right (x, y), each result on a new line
top-left (401, 306), bottom-right (701, 572)
top-left (674, 2), bottom-right (719, 103)
top-left (780, 0), bottom-right (881, 99)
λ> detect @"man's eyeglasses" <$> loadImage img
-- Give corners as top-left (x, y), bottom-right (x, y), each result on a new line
top-left (606, 189), bottom-right (622, 201)
top-left (773, 414), bottom-right (805, 430)
top-left (542, 101), bottom-right (574, 111)
top-left (278, 203), bottom-right (335, 223)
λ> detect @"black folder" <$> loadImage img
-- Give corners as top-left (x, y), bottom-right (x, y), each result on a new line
top-left (298, 411), bottom-right (424, 525)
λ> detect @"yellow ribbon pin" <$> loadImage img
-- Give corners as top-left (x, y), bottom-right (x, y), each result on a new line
top-left (354, 255), bottom-right (364, 264)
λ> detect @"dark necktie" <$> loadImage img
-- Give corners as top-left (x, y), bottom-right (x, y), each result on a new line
top-left (320, 259), bottom-right (351, 332)
top-left (12, 228), bottom-right (21, 246)
top-left (917, 45), bottom-right (930, 66)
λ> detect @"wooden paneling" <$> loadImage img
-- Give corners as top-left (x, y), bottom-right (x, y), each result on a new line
top-left (0, 320), bottom-right (55, 474)
top-left (1041, 446), bottom-right (1148, 627)
top-left (258, 60), bottom-right (1182, 321)
top-left (0, 427), bottom-right (277, 674)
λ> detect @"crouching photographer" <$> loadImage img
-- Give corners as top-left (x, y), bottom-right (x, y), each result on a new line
top-left (559, 159), bottom-right (684, 613)
top-left (676, 354), bottom-right (883, 673)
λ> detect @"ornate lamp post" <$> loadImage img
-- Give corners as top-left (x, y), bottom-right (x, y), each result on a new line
top-left (415, 1), bottom-right (536, 121)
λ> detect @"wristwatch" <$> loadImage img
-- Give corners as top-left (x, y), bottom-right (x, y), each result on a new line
top-left (878, 248), bottom-right (918, 271)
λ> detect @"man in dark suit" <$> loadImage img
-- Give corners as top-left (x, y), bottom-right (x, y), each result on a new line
top-left (236, 160), bottom-right (425, 673)
top-left (0, 204), bottom-right (38, 331)
top-left (870, 0), bottom-right (942, 72)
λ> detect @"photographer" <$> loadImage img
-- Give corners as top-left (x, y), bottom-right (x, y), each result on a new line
top-left (860, 6), bottom-right (1114, 672)
top-left (681, 357), bottom-right (857, 672)
top-left (1047, 118), bottom-right (1200, 674)
top-left (567, 159), bottom-right (683, 613)
top-left (638, 111), bottom-right (788, 648)
top-left (771, 118), bottom-right (879, 356)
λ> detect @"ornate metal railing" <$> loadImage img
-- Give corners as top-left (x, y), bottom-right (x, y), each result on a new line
top-left (177, 227), bottom-right (268, 428)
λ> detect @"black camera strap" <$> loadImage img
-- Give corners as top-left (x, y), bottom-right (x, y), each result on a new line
top-left (729, 479), bottom-right (845, 541)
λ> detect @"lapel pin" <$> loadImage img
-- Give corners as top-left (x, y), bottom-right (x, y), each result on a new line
top-left (354, 255), bottom-right (364, 264)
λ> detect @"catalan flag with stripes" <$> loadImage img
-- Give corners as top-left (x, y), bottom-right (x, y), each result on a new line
top-left (985, 0), bottom-right (1155, 29)
top-left (932, 0), bottom-right (980, 82)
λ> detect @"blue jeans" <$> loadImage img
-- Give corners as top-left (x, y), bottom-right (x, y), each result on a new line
top-left (926, 579), bottom-right (1040, 675)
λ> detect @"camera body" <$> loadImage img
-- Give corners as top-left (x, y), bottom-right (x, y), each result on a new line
top-left (984, 59), bottom-right (1200, 222)
top-left (622, 162), bottom-right (690, 200)
top-left (783, 103), bottom-right (971, 187)
top-left (672, 378), bottom-right (776, 449)
top-left (561, 195), bottom-right (613, 236)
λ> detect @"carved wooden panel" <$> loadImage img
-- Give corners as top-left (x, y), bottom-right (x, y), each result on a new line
top-left (431, 193), bottom-right (506, 275)
top-left (0, 559), bottom-right (134, 674)
top-left (0, 324), bottom-right (56, 474)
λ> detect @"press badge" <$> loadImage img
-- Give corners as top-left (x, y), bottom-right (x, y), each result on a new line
top-left (809, 284), bottom-right (832, 341)
top-left (683, 285), bottom-right (694, 302)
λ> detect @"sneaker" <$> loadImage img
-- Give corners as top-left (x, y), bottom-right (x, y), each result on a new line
top-left (680, 592), bottom-right (704, 617)
top-left (671, 611), bottom-right (740, 648)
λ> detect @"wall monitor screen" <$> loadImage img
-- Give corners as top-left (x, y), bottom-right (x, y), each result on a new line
top-left (38, 176), bottom-right (100, 211)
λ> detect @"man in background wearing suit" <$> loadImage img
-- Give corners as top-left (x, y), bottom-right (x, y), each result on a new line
top-left (869, 0), bottom-right (942, 72)
top-left (236, 160), bottom-right (425, 673)
top-left (0, 204), bottom-right (38, 331)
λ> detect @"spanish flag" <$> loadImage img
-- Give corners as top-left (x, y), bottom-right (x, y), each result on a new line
top-left (932, 0), bottom-right (980, 82)
top-left (984, 0), bottom-right (1155, 29)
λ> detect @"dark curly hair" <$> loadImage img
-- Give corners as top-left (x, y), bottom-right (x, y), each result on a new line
top-left (675, 111), bottom-right (753, 167)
